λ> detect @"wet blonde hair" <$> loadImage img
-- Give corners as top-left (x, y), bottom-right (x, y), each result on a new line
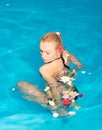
top-left (40, 32), bottom-right (64, 49)
top-left (40, 32), bottom-right (71, 66)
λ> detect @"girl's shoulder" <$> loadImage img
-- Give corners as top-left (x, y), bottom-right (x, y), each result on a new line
top-left (39, 64), bottom-right (53, 76)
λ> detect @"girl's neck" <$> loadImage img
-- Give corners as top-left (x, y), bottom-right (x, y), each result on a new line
top-left (47, 57), bottom-right (61, 64)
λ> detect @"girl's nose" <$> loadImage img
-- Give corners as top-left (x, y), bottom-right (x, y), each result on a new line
top-left (41, 52), bottom-right (46, 57)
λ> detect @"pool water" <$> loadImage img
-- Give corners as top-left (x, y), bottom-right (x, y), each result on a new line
top-left (0, 0), bottom-right (102, 130)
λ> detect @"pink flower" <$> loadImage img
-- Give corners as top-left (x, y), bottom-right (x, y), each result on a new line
top-left (68, 91), bottom-right (78, 100)
top-left (58, 46), bottom-right (64, 53)
top-left (78, 94), bottom-right (83, 97)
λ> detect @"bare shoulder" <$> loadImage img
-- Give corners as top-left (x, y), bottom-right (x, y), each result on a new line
top-left (39, 59), bottom-right (64, 78)
top-left (39, 64), bottom-right (52, 76)
top-left (39, 64), bottom-right (47, 74)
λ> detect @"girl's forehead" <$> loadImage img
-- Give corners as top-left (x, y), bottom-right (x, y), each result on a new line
top-left (40, 41), bottom-right (57, 50)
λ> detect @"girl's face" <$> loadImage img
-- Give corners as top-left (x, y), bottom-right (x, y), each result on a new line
top-left (40, 41), bottom-right (60, 63)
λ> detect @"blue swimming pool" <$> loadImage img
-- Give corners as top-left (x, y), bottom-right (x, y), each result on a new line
top-left (0, 0), bottom-right (102, 130)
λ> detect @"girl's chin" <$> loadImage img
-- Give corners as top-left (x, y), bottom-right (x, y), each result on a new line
top-left (44, 61), bottom-right (49, 63)
top-left (42, 58), bottom-right (49, 62)
top-left (43, 60), bottom-right (51, 63)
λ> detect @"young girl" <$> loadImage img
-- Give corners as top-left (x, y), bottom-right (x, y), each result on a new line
top-left (17, 32), bottom-right (83, 117)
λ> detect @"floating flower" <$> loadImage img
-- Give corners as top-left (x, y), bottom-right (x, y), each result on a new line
top-left (78, 94), bottom-right (83, 97)
top-left (11, 88), bottom-right (15, 91)
top-left (62, 99), bottom-right (71, 106)
top-left (48, 100), bottom-right (55, 107)
top-left (52, 112), bottom-right (59, 118)
top-left (58, 46), bottom-right (64, 53)
top-left (62, 91), bottom-right (70, 99)
top-left (69, 91), bottom-right (79, 99)
top-left (68, 111), bottom-right (76, 116)
top-left (75, 105), bottom-right (81, 110)
top-left (60, 76), bottom-right (73, 86)
top-left (81, 70), bottom-right (86, 74)
top-left (44, 86), bottom-right (50, 91)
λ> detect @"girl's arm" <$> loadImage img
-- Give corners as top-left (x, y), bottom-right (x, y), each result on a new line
top-left (39, 66), bottom-right (62, 106)
top-left (63, 50), bottom-right (83, 71)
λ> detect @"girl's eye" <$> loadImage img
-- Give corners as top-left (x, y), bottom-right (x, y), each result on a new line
top-left (40, 50), bottom-right (43, 54)
top-left (46, 52), bottom-right (50, 55)
top-left (40, 50), bottom-right (50, 55)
